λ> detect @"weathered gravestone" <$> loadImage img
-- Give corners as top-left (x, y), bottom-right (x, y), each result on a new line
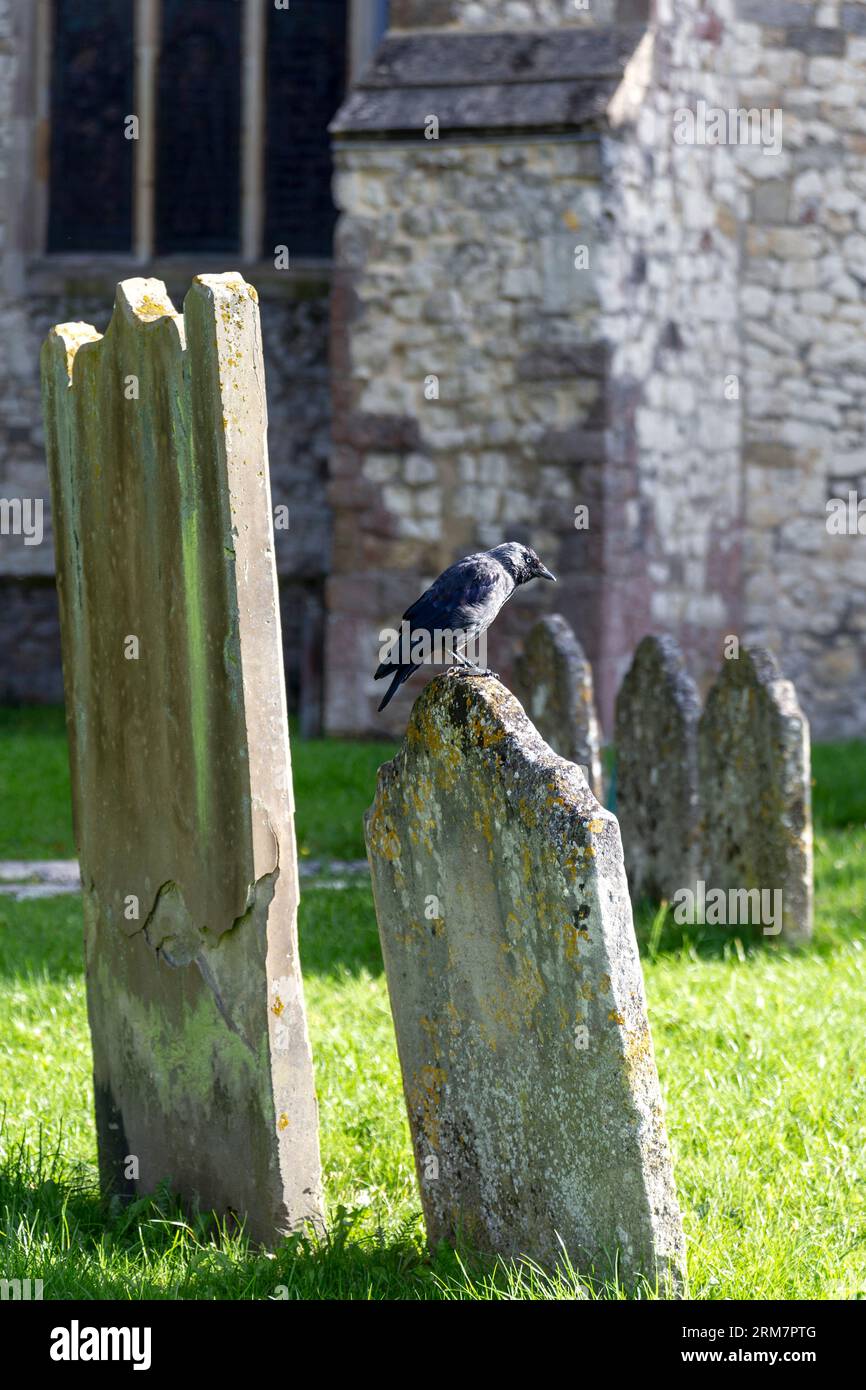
top-left (699, 647), bottom-right (813, 944)
top-left (614, 635), bottom-right (701, 903)
top-left (365, 673), bottom-right (685, 1291)
top-left (513, 614), bottom-right (604, 800)
top-left (41, 275), bottom-right (323, 1241)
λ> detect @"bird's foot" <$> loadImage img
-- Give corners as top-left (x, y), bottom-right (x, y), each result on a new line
top-left (446, 662), bottom-right (499, 679)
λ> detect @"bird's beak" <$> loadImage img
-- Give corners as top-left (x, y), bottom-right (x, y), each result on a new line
top-left (537, 564), bottom-right (556, 582)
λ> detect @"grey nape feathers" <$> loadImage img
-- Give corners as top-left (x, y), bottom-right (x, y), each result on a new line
top-left (374, 541), bottom-right (556, 712)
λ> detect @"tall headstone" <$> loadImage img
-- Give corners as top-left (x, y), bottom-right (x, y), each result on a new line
top-left (41, 275), bottom-right (323, 1241)
top-left (513, 614), bottom-right (604, 800)
top-left (699, 647), bottom-right (813, 944)
top-left (614, 635), bottom-right (701, 903)
top-left (365, 673), bottom-right (685, 1292)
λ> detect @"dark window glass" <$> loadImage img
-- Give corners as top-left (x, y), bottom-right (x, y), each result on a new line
top-left (265, 1), bottom-right (348, 260)
top-left (156, 0), bottom-right (241, 255)
top-left (48, 0), bottom-right (134, 253)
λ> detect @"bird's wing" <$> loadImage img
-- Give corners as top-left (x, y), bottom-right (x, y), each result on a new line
top-left (375, 553), bottom-right (512, 686)
top-left (403, 555), bottom-right (512, 635)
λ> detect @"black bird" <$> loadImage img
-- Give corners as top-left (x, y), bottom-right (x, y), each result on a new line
top-left (374, 541), bottom-right (556, 712)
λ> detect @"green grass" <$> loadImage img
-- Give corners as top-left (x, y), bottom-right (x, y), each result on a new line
top-left (0, 707), bottom-right (394, 863)
top-left (0, 712), bottom-right (865, 1298)
top-left (291, 730), bottom-right (397, 862)
top-left (0, 708), bottom-right (75, 859)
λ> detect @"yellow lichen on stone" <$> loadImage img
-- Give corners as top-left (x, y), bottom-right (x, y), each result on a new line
top-left (419, 1015), bottom-right (445, 1065)
top-left (367, 801), bottom-right (402, 863)
top-left (408, 1065), bottom-right (447, 1148)
top-left (517, 796), bottom-right (538, 829)
top-left (560, 920), bottom-right (584, 965)
top-left (623, 1022), bottom-right (656, 1082)
top-left (136, 293), bottom-right (173, 321)
top-left (53, 322), bottom-right (102, 383)
top-left (466, 707), bottom-right (506, 749)
top-left (480, 951), bottom-right (546, 1038)
top-left (473, 802), bottom-right (494, 851)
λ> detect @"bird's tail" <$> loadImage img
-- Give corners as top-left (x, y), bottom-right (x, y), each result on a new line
top-left (377, 664), bottom-right (416, 711)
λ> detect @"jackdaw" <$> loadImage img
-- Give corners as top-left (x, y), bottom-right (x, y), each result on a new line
top-left (374, 541), bottom-right (556, 711)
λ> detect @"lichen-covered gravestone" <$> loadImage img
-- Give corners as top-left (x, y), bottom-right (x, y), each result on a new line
top-left (699, 647), bottom-right (813, 944)
top-left (513, 614), bottom-right (604, 799)
top-left (365, 673), bottom-right (685, 1291)
top-left (614, 635), bottom-right (701, 902)
top-left (41, 275), bottom-right (323, 1241)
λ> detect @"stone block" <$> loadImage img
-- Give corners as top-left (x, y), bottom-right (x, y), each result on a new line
top-left (41, 276), bottom-right (323, 1239)
top-left (513, 614), bottom-right (604, 798)
top-left (614, 636), bottom-right (701, 902)
top-left (366, 674), bottom-right (685, 1290)
top-left (699, 647), bottom-right (813, 943)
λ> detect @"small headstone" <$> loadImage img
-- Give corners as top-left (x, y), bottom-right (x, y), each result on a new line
top-left (365, 673), bottom-right (685, 1292)
top-left (699, 647), bottom-right (813, 944)
top-left (42, 275), bottom-right (323, 1240)
top-left (614, 636), bottom-right (701, 902)
top-left (513, 614), bottom-right (604, 800)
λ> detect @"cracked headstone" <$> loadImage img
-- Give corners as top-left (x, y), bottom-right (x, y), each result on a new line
top-left (41, 275), bottom-right (323, 1240)
top-left (365, 672), bottom-right (685, 1292)
top-left (614, 635), bottom-right (701, 903)
top-left (699, 646), bottom-right (813, 944)
top-left (513, 613), bottom-right (604, 799)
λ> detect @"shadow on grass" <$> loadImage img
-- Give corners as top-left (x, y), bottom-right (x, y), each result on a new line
top-left (1, 1125), bottom-right (625, 1300)
top-left (0, 893), bottom-right (84, 982)
top-left (0, 706), bottom-right (75, 860)
top-left (2, 714), bottom-right (864, 976)
top-left (630, 896), bottom-right (796, 963)
top-left (811, 739), bottom-right (866, 828)
top-left (0, 1121), bottom-right (422, 1299)
top-left (631, 828), bottom-right (866, 963)
top-left (610, 740), bottom-right (866, 963)
top-left (0, 885), bottom-right (385, 985)
top-left (298, 885), bottom-right (384, 981)
top-left (307, 873), bottom-right (808, 973)
top-left (2, 864), bottom-right (862, 987)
